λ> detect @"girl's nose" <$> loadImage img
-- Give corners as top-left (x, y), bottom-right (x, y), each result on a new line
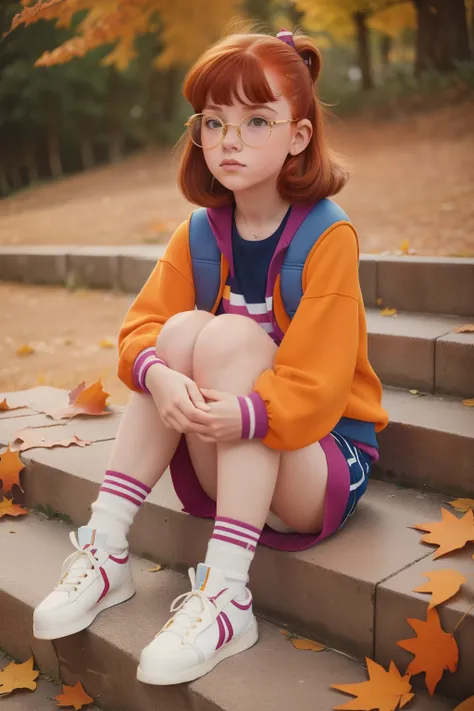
top-left (221, 123), bottom-right (242, 148)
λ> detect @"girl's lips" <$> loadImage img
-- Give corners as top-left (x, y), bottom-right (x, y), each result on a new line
top-left (220, 162), bottom-right (245, 169)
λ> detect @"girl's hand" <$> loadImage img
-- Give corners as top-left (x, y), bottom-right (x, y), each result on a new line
top-left (195, 388), bottom-right (242, 443)
top-left (146, 365), bottom-right (212, 433)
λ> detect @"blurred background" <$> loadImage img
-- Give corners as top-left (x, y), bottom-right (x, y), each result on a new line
top-left (0, 0), bottom-right (473, 400)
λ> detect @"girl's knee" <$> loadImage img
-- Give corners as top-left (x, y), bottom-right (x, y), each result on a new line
top-left (156, 310), bottom-right (214, 373)
top-left (193, 314), bottom-right (274, 370)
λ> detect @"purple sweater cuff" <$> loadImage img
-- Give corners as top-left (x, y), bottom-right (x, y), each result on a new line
top-left (133, 347), bottom-right (167, 393)
top-left (237, 392), bottom-right (269, 440)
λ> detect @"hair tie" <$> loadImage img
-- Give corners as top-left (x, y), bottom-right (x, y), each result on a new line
top-left (276, 28), bottom-right (312, 68)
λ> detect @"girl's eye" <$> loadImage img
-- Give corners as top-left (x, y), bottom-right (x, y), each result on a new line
top-left (204, 117), bottom-right (222, 130)
top-left (248, 116), bottom-right (269, 127)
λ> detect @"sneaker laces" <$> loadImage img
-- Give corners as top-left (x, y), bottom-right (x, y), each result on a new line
top-left (158, 568), bottom-right (218, 639)
top-left (55, 532), bottom-right (99, 594)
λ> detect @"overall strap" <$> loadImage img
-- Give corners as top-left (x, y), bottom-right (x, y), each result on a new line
top-left (281, 199), bottom-right (350, 317)
top-left (189, 208), bottom-right (221, 311)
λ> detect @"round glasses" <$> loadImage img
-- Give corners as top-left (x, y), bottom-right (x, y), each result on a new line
top-left (184, 113), bottom-right (298, 149)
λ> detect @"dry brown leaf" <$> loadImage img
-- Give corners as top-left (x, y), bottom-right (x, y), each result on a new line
top-left (332, 658), bottom-right (413, 711)
top-left (454, 697), bottom-right (474, 711)
top-left (148, 564), bottom-right (163, 572)
top-left (453, 324), bottom-right (474, 333)
top-left (0, 446), bottom-right (25, 495)
top-left (55, 681), bottom-right (94, 709)
top-left (448, 498), bottom-right (474, 512)
top-left (10, 427), bottom-right (91, 453)
top-left (16, 344), bottom-right (35, 356)
top-left (413, 569), bottom-right (466, 608)
top-left (0, 399), bottom-right (27, 412)
top-left (462, 398), bottom-right (474, 407)
top-left (397, 607), bottom-right (458, 695)
top-left (0, 657), bottom-right (38, 695)
top-left (32, 379), bottom-right (111, 420)
top-left (376, 297), bottom-right (383, 306)
top-left (400, 239), bottom-right (410, 254)
top-left (279, 629), bottom-right (325, 651)
top-left (0, 497), bottom-right (28, 519)
top-left (411, 508), bottom-right (474, 558)
top-left (380, 307), bottom-right (397, 317)
top-left (98, 338), bottom-right (115, 349)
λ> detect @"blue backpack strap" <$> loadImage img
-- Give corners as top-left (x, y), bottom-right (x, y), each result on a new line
top-left (189, 208), bottom-right (221, 311)
top-left (280, 198), bottom-right (350, 317)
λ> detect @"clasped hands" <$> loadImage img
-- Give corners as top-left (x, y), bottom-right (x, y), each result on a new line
top-left (145, 364), bottom-right (242, 443)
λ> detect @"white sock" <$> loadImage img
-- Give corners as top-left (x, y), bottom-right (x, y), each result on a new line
top-left (87, 470), bottom-right (151, 553)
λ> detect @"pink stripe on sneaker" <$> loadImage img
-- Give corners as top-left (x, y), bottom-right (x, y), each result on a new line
top-left (106, 470), bottom-right (151, 494)
top-left (109, 553), bottom-right (129, 564)
top-left (216, 615), bottom-right (226, 649)
top-left (232, 596), bottom-right (253, 610)
top-left (97, 567), bottom-right (110, 602)
top-left (213, 525), bottom-right (259, 542)
top-left (212, 534), bottom-right (256, 552)
top-left (217, 517), bottom-right (261, 535)
top-left (221, 612), bottom-right (234, 643)
top-left (103, 478), bottom-right (147, 500)
top-left (100, 487), bottom-right (143, 507)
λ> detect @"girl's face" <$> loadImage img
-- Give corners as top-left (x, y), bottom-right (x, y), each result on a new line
top-left (201, 69), bottom-right (312, 194)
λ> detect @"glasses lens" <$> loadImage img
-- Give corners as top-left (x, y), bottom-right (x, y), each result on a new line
top-left (187, 114), bottom-right (223, 148)
top-left (240, 116), bottom-right (272, 147)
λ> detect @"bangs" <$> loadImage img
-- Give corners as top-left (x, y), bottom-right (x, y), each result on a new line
top-left (185, 51), bottom-right (280, 112)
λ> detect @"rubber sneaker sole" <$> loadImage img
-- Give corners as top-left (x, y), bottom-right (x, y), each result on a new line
top-left (33, 577), bottom-right (136, 640)
top-left (136, 618), bottom-right (259, 686)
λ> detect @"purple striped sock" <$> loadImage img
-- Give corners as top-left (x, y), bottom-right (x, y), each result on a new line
top-left (211, 516), bottom-right (261, 553)
top-left (204, 516), bottom-right (262, 592)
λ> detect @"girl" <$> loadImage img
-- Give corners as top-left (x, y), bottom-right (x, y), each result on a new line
top-left (33, 27), bottom-right (388, 686)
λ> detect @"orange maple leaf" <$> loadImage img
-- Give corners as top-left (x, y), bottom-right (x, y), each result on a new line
top-left (32, 379), bottom-right (111, 420)
top-left (454, 697), bottom-right (474, 711)
top-left (0, 497), bottom-right (28, 519)
top-left (448, 499), bottom-right (474, 512)
top-left (55, 681), bottom-right (94, 709)
top-left (10, 428), bottom-right (91, 453)
top-left (332, 658), bottom-right (413, 711)
top-left (413, 569), bottom-right (466, 608)
top-left (0, 657), bottom-right (39, 695)
top-left (411, 508), bottom-right (474, 558)
top-left (0, 399), bottom-right (27, 412)
top-left (453, 324), bottom-right (474, 333)
top-left (0, 447), bottom-right (26, 495)
top-left (397, 607), bottom-right (458, 695)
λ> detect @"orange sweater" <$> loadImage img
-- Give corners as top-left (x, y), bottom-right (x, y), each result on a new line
top-left (118, 210), bottom-right (388, 451)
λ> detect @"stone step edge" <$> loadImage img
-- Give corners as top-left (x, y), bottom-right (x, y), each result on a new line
top-left (0, 514), bottom-right (453, 711)
top-left (0, 246), bottom-right (473, 314)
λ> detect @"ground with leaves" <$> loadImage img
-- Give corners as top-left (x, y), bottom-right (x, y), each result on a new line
top-left (0, 102), bottom-right (473, 256)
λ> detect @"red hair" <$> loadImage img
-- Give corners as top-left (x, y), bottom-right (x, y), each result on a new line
top-left (176, 29), bottom-right (347, 208)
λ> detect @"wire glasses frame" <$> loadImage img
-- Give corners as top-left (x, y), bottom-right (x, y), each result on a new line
top-left (184, 113), bottom-right (299, 149)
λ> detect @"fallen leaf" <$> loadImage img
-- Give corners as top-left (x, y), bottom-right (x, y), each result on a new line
top-left (400, 239), bottom-right (410, 254)
top-left (0, 447), bottom-right (25, 495)
top-left (32, 380), bottom-right (111, 420)
top-left (454, 697), bottom-right (474, 711)
top-left (397, 607), bottom-right (458, 695)
top-left (448, 498), bottom-right (474, 512)
top-left (409, 389), bottom-right (419, 395)
top-left (453, 324), bottom-right (474, 334)
top-left (55, 681), bottom-right (94, 709)
top-left (16, 344), bottom-right (35, 356)
top-left (279, 629), bottom-right (325, 651)
top-left (462, 398), bottom-right (474, 407)
top-left (413, 569), bottom-right (466, 608)
top-left (376, 298), bottom-right (383, 306)
top-left (10, 428), bottom-right (91, 453)
top-left (0, 657), bottom-right (38, 695)
top-left (98, 338), bottom-right (115, 349)
top-left (380, 308), bottom-right (397, 317)
top-left (332, 658), bottom-right (413, 711)
top-left (0, 497), bottom-right (28, 519)
top-left (148, 564), bottom-right (162, 572)
top-left (0, 399), bottom-right (27, 412)
top-left (411, 508), bottom-right (474, 558)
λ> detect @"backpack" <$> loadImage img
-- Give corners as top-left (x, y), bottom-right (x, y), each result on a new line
top-left (189, 198), bottom-right (349, 318)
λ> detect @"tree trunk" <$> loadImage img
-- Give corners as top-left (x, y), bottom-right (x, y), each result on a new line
top-left (447, 0), bottom-right (471, 61)
top-left (353, 12), bottom-right (374, 90)
top-left (24, 138), bottom-right (39, 184)
top-left (413, 0), bottom-right (438, 75)
top-left (46, 122), bottom-right (63, 179)
top-left (80, 134), bottom-right (95, 171)
top-left (414, 0), bottom-right (471, 74)
top-left (380, 33), bottom-right (392, 67)
top-left (0, 162), bottom-right (10, 196)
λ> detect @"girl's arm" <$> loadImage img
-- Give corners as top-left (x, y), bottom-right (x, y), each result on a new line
top-left (250, 223), bottom-right (362, 451)
top-left (117, 218), bottom-right (195, 392)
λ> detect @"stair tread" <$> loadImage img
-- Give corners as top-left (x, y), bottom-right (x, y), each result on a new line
top-left (0, 514), bottom-right (452, 711)
top-left (366, 308), bottom-right (473, 339)
top-left (382, 386), bottom-right (474, 436)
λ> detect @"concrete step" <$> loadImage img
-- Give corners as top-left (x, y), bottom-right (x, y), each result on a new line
top-left (366, 309), bottom-right (474, 398)
top-left (1, 388), bottom-right (473, 700)
top-left (0, 515), bottom-right (456, 710)
top-left (1, 245), bottom-right (473, 316)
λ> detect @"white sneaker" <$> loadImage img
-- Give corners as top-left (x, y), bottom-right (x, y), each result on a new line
top-left (33, 526), bottom-right (135, 640)
top-left (137, 563), bottom-right (258, 686)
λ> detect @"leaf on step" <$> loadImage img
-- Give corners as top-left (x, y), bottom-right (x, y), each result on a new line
top-left (0, 657), bottom-right (39, 695)
top-left (400, 239), bottom-right (410, 254)
top-left (32, 379), bottom-right (111, 420)
top-left (380, 307), bottom-right (397, 317)
top-left (376, 298), bottom-right (383, 306)
top-left (98, 338), bottom-right (115, 349)
top-left (453, 324), bottom-right (474, 334)
top-left (448, 498), bottom-right (474, 512)
top-left (411, 508), bottom-right (474, 558)
top-left (148, 564), bottom-right (163, 572)
top-left (9, 427), bottom-right (91, 453)
top-left (0, 399), bottom-right (27, 412)
top-left (396, 607), bottom-right (458, 695)
top-left (0, 497), bottom-right (28, 519)
top-left (454, 697), bottom-right (474, 711)
top-left (16, 343), bottom-right (35, 356)
top-left (279, 629), bottom-right (325, 651)
top-left (332, 658), bottom-right (413, 711)
top-left (413, 569), bottom-right (466, 608)
top-left (462, 398), bottom-right (474, 407)
top-left (55, 681), bottom-right (94, 709)
top-left (0, 446), bottom-right (25, 495)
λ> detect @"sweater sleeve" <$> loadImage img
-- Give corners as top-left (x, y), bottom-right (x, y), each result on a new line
top-left (117, 218), bottom-right (196, 392)
top-left (251, 223), bottom-right (361, 451)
